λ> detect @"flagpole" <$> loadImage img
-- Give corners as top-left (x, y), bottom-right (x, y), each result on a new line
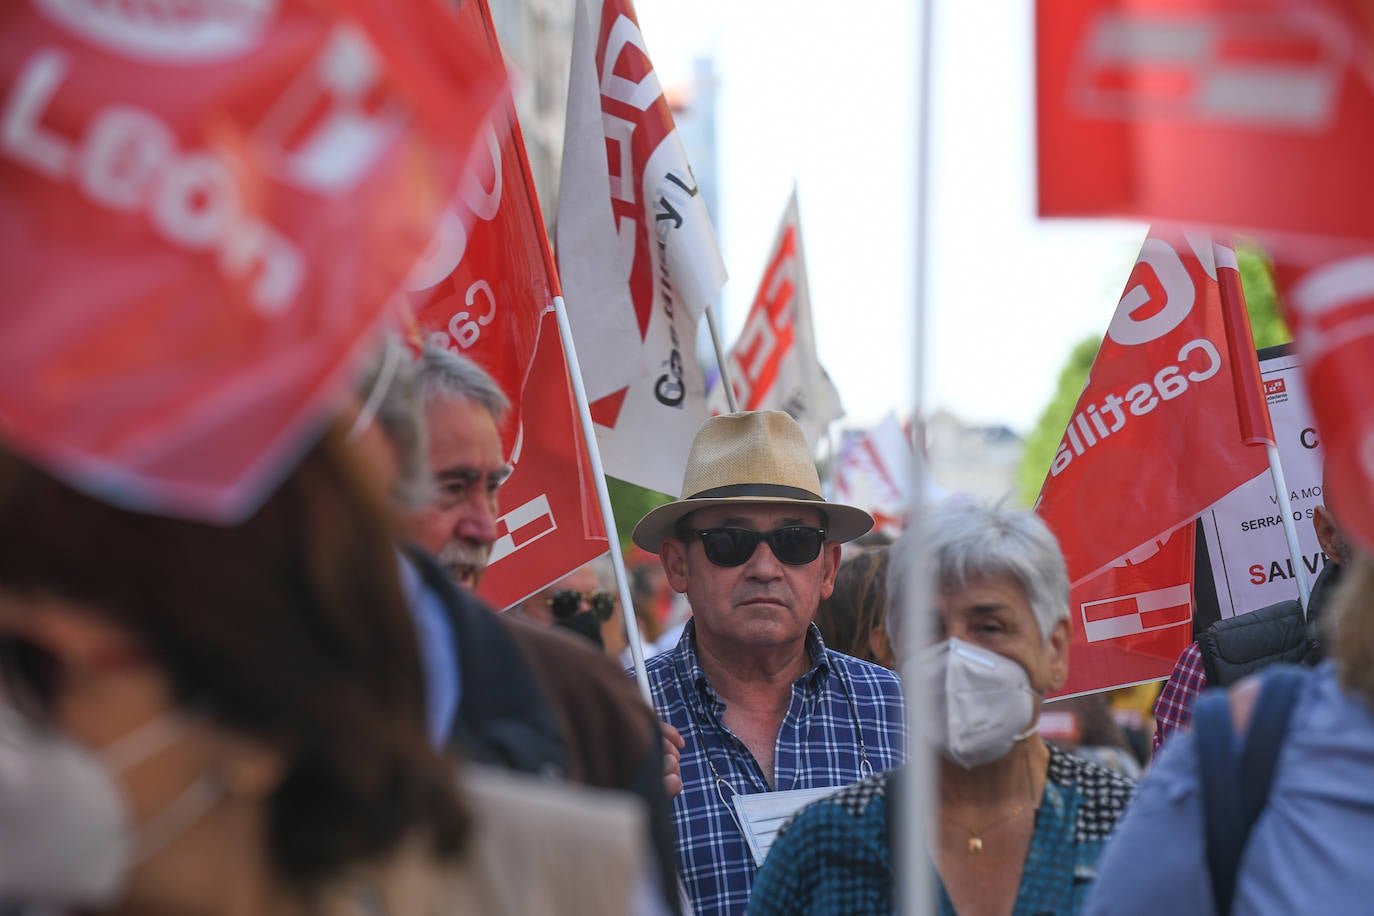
top-left (1267, 443), bottom-right (1312, 609)
top-left (705, 308), bottom-right (740, 413)
top-left (1214, 238), bottom-right (1312, 612)
top-left (552, 295), bottom-right (654, 700)
top-left (903, 1), bottom-right (936, 916)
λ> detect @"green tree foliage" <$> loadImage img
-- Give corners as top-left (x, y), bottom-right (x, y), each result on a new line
top-left (607, 476), bottom-right (673, 553)
top-left (1014, 337), bottom-right (1101, 507)
top-left (1012, 244), bottom-right (1291, 507)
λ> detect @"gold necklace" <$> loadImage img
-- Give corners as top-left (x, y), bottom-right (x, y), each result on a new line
top-left (940, 751), bottom-right (1038, 853)
top-left (941, 800), bottom-right (1031, 853)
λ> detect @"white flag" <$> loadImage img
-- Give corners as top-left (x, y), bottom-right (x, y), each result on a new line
top-left (709, 190), bottom-right (843, 447)
top-left (556, 0), bottom-right (727, 496)
top-left (833, 413), bottom-right (915, 540)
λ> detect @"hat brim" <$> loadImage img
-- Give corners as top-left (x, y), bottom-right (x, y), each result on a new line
top-left (631, 496), bottom-right (875, 553)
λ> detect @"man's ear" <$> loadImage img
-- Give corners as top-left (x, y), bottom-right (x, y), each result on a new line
top-left (661, 539), bottom-right (690, 594)
top-left (1313, 505), bottom-right (1347, 565)
top-left (1045, 616), bottom-right (1071, 693)
top-left (817, 542), bottom-right (843, 601)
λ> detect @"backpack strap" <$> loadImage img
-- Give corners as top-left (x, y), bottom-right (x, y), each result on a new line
top-left (1196, 666), bottom-right (1306, 915)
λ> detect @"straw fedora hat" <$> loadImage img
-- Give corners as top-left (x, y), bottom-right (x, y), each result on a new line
top-left (631, 410), bottom-right (874, 552)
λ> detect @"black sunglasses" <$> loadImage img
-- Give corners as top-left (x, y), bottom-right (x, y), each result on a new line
top-left (688, 526), bottom-right (827, 568)
top-left (0, 635), bottom-right (61, 722)
top-left (547, 589), bottom-right (616, 621)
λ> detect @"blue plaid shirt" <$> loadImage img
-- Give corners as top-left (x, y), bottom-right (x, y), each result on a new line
top-left (646, 621), bottom-right (906, 915)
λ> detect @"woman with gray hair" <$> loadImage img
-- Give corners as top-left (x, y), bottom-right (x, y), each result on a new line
top-left (749, 501), bottom-right (1136, 916)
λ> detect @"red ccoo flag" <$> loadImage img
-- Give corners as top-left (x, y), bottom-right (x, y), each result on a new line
top-left (0, 0), bottom-right (508, 522)
top-left (405, 0), bottom-right (607, 611)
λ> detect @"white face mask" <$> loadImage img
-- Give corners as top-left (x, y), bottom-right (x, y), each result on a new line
top-left (0, 705), bottom-right (225, 909)
top-left (923, 638), bottom-right (1041, 769)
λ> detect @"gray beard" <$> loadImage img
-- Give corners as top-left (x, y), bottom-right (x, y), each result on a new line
top-left (436, 541), bottom-right (489, 589)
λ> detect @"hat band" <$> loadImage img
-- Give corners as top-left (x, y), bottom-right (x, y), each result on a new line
top-left (686, 483), bottom-right (824, 502)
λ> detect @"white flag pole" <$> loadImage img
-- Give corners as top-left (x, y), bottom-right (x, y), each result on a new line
top-left (552, 294), bottom-right (653, 700)
top-left (1267, 443), bottom-right (1312, 611)
top-left (705, 308), bottom-right (740, 413)
top-left (901, 1), bottom-right (936, 915)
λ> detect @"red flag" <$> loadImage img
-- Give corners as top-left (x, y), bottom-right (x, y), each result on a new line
top-left (1052, 526), bottom-right (1195, 699)
top-left (1037, 0), bottom-right (1374, 243)
top-left (555, 0), bottom-right (728, 497)
top-left (1272, 246), bottom-right (1374, 556)
top-left (0, 0), bottom-right (507, 522)
top-left (407, 0), bottom-right (607, 611)
top-left (1036, 229), bottom-right (1268, 584)
top-left (1215, 242), bottom-right (1277, 446)
top-left (1036, 229), bottom-right (1269, 694)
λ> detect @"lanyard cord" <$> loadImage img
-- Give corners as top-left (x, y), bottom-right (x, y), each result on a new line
top-left (675, 649), bottom-right (874, 807)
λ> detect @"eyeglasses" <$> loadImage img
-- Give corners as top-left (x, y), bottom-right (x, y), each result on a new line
top-left (547, 590), bottom-right (616, 622)
top-left (0, 634), bottom-right (142, 723)
top-left (688, 526), bottom-right (827, 568)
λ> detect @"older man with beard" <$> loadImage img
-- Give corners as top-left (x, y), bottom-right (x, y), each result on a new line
top-left (350, 340), bottom-right (682, 913)
top-left (406, 347), bottom-right (512, 589)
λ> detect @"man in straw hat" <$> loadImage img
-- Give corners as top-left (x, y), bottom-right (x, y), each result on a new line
top-left (633, 410), bottom-right (907, 915)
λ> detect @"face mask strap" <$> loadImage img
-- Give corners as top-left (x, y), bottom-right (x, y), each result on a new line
top-left (128, 772), bottom-right (226, 865)
top-left (100, 711), bottom-right (190, 773)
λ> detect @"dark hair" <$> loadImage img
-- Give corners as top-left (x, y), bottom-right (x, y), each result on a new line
top-left (0, 428), bottom-right (467, 888)
top-left (815, 547), bottom-right (890, 665)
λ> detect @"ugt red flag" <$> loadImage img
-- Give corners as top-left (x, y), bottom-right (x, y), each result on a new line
top-left (1036, 230), bottom-right (1271, 693)
top-left (1035, 229), bottom-right (1268, 586)
top-left (1273, 246), bottom-right (1374, 556)
top-left (1038, 0), bottom-right (1374, 244)
top-left (0, 0), bottom-right (507, 522)
top-left (556, 0), bottom-right (728, 497)
top-left (1051, 525), bottom-right (1196, 698)
top-left (709, 190), bottom-right (843, 448)
top-left (407, 0), bottom-right (607, 611)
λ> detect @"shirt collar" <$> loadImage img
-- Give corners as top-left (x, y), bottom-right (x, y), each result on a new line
top-left (672, 619), bottom-right (834, 706)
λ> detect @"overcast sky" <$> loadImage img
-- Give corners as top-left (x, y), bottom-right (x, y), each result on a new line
top-left (633, 0), bottom-right (1148, 434)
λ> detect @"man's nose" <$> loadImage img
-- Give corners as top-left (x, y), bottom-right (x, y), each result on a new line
top-left (455, 493), bottom-right (500, 548)
top-left (743, 537), bottom-right (785, 578)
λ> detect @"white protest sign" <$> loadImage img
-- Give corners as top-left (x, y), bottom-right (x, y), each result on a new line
top-left (1200, 351), bottom-right (1329, 619)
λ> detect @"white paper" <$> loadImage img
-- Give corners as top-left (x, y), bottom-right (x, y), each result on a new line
top-left (732, 785), bottom-right (844, 867)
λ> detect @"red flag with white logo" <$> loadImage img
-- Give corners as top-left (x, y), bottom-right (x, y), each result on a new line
top-left (1272, 245), bottom-right (1374, 557)
top-left (1037, 0), bottom-right (1374, 243)
top-left (555, 0), bottom-right (728, 497)
top-left (407, 0), bottom-right (607, 611)
top-left (709, 191), bottom-right (843, 447)
top-left (1036, 229), bottom-right (1270, 694)
top-left (1036, 229), bottom-right (1268, 584)
top-left (0, 0), bottom-right (507, 521)
top-left (1052, 526), bottom-right (1196, 698)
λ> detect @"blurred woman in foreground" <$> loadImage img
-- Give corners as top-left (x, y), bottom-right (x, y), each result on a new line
top-left (0, 426), bottom-right (655, 915)
top-left (0, 429), bottom-right (470, 914)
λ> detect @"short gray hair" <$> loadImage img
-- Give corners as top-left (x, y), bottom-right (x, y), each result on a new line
top-left (887, 500), bottom-right (1070, 647)
top-left (353, 334), bottom-right (432, 509)
top-left (418, 344), bottom-right (510, 422)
